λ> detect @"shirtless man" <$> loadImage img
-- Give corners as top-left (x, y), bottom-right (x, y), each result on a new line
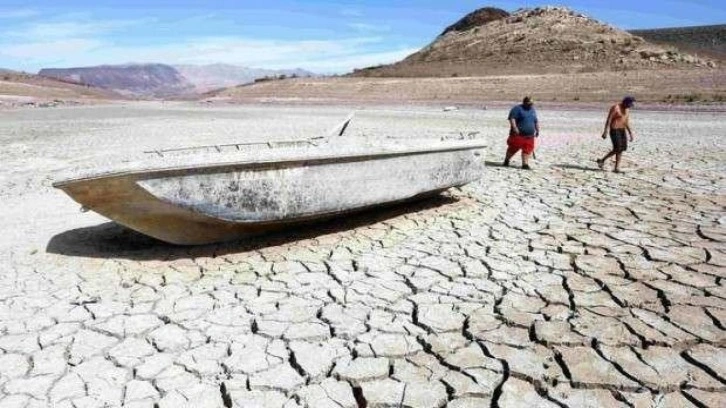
top-left (597, 96), bottom-right (635, 173)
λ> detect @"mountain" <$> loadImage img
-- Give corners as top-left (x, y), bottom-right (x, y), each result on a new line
top-left (0, 69), bottom-right (120, 106)
top-left (174, 64), bottom-right (315, 93)
top-left (629, 25), bottom-right (726, 61)
top-left (38, 63), bottom-right (316, 97)
top-left (39, 64), bottom-right (193, 97)
top-left (352, 6), bottom-right (716, 77)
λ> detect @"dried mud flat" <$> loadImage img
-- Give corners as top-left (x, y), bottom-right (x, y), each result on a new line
top-left (0, 103), bottom-right (725, 407)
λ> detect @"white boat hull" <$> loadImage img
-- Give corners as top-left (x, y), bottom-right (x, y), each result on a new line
top-left (54, 142), bottom-right (485, 245)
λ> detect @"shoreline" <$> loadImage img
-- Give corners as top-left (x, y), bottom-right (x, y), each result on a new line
top-left (201, 97), bottom-right (726, 113)
top-left (3, 67), bottom-right (725, 112)
top-left (4, 98), bottom-right (725, 114)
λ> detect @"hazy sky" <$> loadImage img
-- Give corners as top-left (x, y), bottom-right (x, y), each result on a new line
top-left (1, 1), bottom-right (724, 73)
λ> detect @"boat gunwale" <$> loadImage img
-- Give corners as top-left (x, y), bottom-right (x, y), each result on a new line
top-left (53, 141), bottom-right (487, 188)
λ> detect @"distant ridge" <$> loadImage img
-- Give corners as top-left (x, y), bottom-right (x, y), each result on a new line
top-left (0, 70), bottom-right (120, 105)
top-left (39, 64), bottom-right (192, 97)
top-left (38, 63), bottom-right (316, 98)
top-left (174, 64), bottom-right (315, 93)
top-left (629, 24), bottom-right (726, 61)
top-left (353, 6), bottom-right (717, 77)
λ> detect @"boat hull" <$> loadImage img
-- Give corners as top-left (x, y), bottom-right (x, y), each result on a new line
top-left (54, 144), bottom-right (485, 245)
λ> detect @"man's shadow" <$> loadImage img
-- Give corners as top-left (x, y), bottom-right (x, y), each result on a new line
top-left (484, 161), bottom-right (509, 168)
top-left (551, 163), bottom-right (602, 172)
top-left (46, 194), bottom-right (460, 261)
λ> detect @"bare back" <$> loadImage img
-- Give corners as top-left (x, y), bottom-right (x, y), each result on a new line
top-left (608, 104), bottom-right (629, 129)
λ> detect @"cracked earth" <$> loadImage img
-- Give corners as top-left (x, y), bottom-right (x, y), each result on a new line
top-left (0, 104), bottom-right (724, 407)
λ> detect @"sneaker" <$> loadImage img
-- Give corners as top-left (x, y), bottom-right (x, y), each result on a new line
top-left (596, 159), bottom-right (605, 170)
top-left (522, 164), bottom-right (531, 170)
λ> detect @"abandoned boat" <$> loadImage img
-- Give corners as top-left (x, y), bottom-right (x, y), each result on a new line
top-left (54, 134), bottom-right (485, 245)
top-left (53, 142), bottom-right (484, 245)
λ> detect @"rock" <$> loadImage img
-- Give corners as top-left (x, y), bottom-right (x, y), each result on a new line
top-left (498, 377), bottom-right (560, 407)
top-left (289, 341), bottom-right (341, 379)
top-left (549, 382), bottom-right (631, 407)
top-left (401, 380), bottom-right (448, 408)
top-left (333, 358), bottom-right (390, 385)
top-left (416, 303), bottom-right (465, 333)
top-left (360, 379), bottom-right (406, 407)
top-left (557, 346), bottom-right (640, 390)
top-left (249, 364), bottom-right (305, 393)
top-left (49, 373), bottom-right (86, 403)
top-left (0, 354), bottom-right (29, 378)
top-left (296, 379), bottom-right (357, 408)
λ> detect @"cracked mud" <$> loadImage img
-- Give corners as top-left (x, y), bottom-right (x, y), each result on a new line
top-left (0, 104), bottom-right (724, 407)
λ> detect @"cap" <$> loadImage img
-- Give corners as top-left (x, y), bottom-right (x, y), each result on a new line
top-left (622, 96), bottom-right (635, 107)
top-left (523, 96), bottom-right (533, 105)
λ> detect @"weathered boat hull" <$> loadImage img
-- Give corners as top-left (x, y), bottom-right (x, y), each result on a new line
top-left (54, 144), bottom-right (485, 245)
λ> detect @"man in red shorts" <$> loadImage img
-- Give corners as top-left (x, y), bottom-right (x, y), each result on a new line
top-left (503, 96), bottom-right (539, 170)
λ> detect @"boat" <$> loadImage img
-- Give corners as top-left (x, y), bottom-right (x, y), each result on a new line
top-left (53, 117), bottom-right (486, 245)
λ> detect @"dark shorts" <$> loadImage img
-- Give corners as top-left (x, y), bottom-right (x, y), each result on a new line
top-left (610, 129), bottom-right (628, 153)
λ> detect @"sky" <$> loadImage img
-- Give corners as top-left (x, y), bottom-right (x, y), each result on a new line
top-left (0, 1), bottom-right (724, 74)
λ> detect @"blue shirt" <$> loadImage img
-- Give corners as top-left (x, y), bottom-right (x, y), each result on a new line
top-left (508, 105), bottom-right (538, 137)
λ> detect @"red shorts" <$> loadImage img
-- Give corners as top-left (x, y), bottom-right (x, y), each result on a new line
top-left (507, 134), bottom-right (536, 155)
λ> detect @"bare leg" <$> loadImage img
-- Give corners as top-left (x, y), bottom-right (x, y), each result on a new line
top-left (601, 150), bottom-right (616, 161)
top-left (522, 153), bottom-right (530, 166)
top-left (504, 147), bottom-right (519, 165)
top-left (597, 150), bottom-right (616, 170)
top-left (614, 152), bottom-right (622, 172)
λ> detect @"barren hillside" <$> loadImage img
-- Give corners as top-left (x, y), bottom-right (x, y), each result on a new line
top-left (38, 63), bottom-right (317, 97)
top-left (210, 68), bottom-right (726, 104)
top-left (39, 64), bottom-right (194, 98)
top-left (0, 70), bottom-right (121, 107)
top-left (439, 7), bottom-right (510, 36)
top-left (354, 6), bottom-right (717, 77)
top-left (630, 25), bottom-right (726, 61)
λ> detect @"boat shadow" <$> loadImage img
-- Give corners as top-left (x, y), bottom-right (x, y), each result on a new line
top-left (46, 194), bottom-right (460, 261)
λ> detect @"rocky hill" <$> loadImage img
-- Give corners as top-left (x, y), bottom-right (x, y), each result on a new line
top-left (0, 70), bottom-right (120, 107)
top-left (439, 7), bottom-right (510, 36)
top-left (630, 25), bottom-right (726, 61)
top-left (38, 63), bottom-right (316, 97)
top-left (353, 6), bottom-right (717, 77)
